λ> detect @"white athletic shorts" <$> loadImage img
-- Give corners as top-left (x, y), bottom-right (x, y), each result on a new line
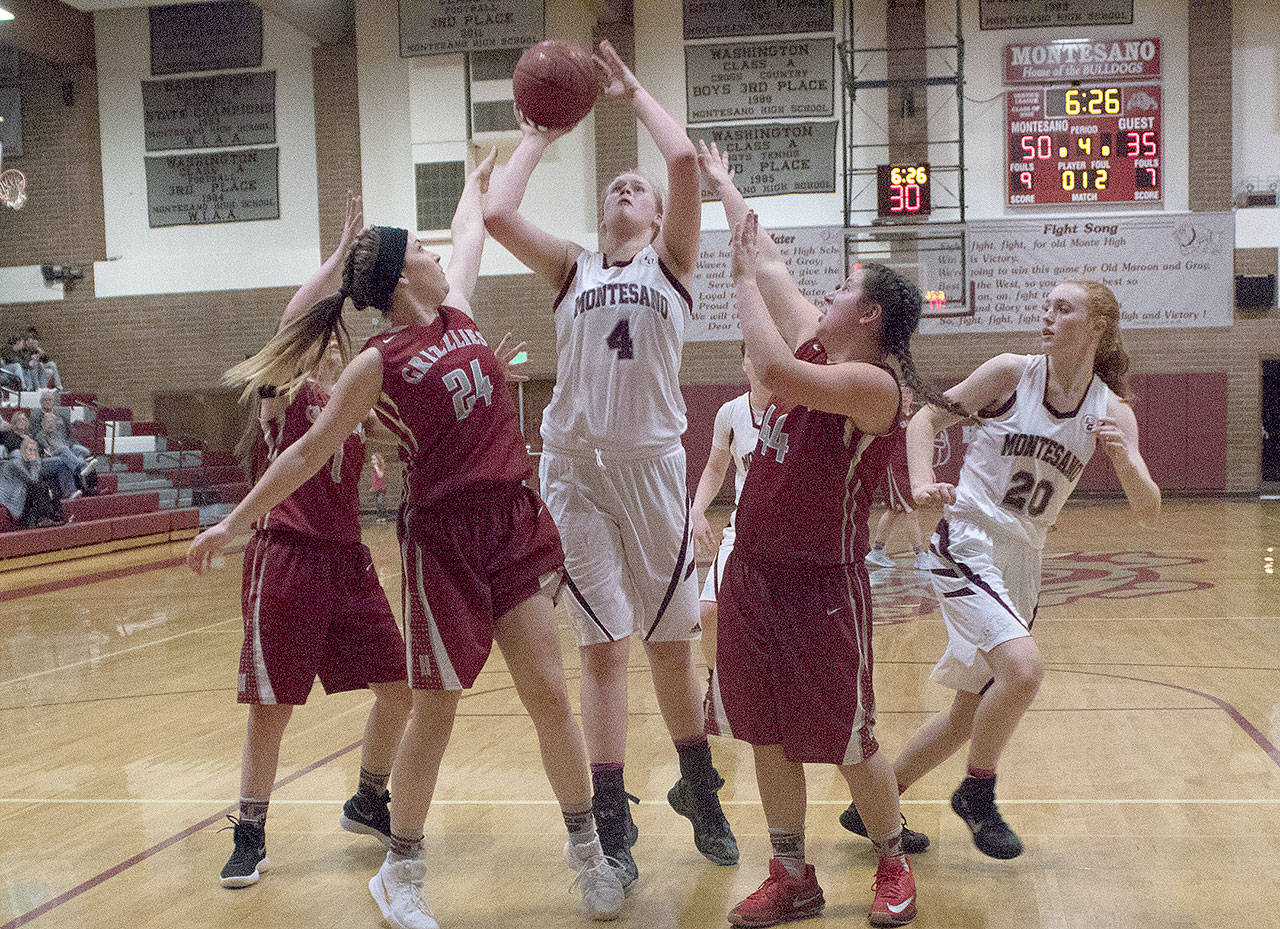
top-left (699, 524), bottom-right (735, 603)
top-left (927, 517), bottom-right (1040, 694)
top-left (539, 446), bottom-right (700, 646)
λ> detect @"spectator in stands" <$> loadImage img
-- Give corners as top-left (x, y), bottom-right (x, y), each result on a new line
top-left (1, 437), bottom-right (65, 528)
top-left (1, 410), bottom-right (28, 457)
top-left (1, 335), bottom-right (25, 396)
top-left (23, 329), bottom-right (62, 391)
top-left (0, 410), bottom-right (78, 496)
top-left (32, 392), bottom-right (95, 490)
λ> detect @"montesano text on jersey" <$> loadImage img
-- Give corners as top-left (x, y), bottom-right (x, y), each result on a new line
top-left (542, 245), bottom-right (692, 456)
top-left (256, 382), bottom-right (364, 541)
top-left (949, 353), bottom-right (1112, 549)
top-left (364, 306), bottom-right (529, 511)
top-left (733, 340), bottom-right (899, 567)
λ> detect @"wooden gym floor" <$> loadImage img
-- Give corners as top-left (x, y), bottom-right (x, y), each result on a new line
top-left (0, 498), bottom-right (1277, 929)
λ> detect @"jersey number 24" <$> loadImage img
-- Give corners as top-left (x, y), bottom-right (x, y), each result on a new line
top-left (443, 358), bottom-right (494, 421)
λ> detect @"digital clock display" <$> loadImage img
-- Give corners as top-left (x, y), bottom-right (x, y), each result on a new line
top-left (1006, 83), bottom-right (1162, 206)
top-left (876, 164), bottom-right (932, 218)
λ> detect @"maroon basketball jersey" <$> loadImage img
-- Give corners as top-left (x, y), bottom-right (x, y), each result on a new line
top-left (255, 382), bottom-right (364, 542)
top-left (363, 306), bottom-right (529, 512)
top-left (733, 340), bottom-right (899, 567)
top-left (887, 408), bottom-right (909, 471)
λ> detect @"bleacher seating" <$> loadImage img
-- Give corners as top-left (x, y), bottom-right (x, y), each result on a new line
top-left (1, 394), bottom-right (222, 566)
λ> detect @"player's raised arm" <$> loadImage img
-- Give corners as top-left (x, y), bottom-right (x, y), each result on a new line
top-left (732, 212), bottom-right (897, 433)
top-left (443, 148), bottom-right (497, 317)
top-left (279, 190), bottom-right (362, 331)
top-left (594, 40), bottom-right (701, 278)
top-left (700, 140), bottom-right (819, 348)
top-left (483, 116), bottom-right (584, 290)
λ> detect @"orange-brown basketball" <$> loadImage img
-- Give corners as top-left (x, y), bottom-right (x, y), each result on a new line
top-left (513, 40), bottom-right (599, 130)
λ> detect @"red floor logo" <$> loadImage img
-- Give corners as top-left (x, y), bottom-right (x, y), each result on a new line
top-left (869, 551), bottom-right (1214, 624)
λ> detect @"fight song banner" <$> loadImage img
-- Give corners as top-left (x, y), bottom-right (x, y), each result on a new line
top-left (689, 226), bottom-right (843, 341)
top-left (919, 212), bottom-right (1234, 335)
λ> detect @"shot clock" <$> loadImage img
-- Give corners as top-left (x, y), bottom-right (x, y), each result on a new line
top-left (876, 164), bottom-right (931, 219)
top-left (1006, 83), bottom-right (1162, 206)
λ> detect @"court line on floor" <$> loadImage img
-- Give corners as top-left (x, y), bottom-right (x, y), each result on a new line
top-left (1048, 667), bottom-right (1280, 768)
top-left (0, 679), bottom-right (520, 929)
top-left (0, 616), bottom-right (240, 689)
top-left (0, 555), bottom-right (186, 603)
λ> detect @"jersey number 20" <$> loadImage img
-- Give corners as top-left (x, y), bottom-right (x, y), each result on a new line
top-left (442, 358), bottom-right (494, 421)
top-left (1000, 470), bottom-right (1054, 517)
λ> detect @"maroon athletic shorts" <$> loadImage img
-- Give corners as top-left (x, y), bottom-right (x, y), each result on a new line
top-left (715, 550), bottom-right (880, 765)
top-left (399, 482), bottom-right (565, 690)
top-left (239, 530), bottom-right (405, 705)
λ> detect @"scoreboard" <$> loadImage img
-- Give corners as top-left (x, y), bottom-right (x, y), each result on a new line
top-left (876, 164), bottom-right (931, 219)
top-left (1006, 83), bottom-right (1162, 206)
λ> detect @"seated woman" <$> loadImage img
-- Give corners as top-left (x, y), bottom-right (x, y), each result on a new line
top-left (1, 437), bottom-right (65, 528)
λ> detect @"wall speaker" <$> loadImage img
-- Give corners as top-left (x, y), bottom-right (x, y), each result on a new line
top-left (1236, 274), bottom-right (1276, 311)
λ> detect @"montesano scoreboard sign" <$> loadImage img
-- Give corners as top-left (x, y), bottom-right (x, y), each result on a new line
top-left (1004, 37), bottom-right (1159, 84)
top-left (1005, 37), bottom-right (1161, 207)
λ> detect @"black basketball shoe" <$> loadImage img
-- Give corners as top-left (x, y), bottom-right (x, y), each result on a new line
top-left (838, 804), bottom-right (931, 854)
top-left (219, 815), bottom-right (269, 888)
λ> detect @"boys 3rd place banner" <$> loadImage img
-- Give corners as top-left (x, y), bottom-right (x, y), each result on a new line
top-left (1004, 37), bottom-right (1162, 207)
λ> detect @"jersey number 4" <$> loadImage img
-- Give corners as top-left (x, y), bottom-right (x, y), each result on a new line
top-left (442, 358), bottom-right (494, 422)
top-left (606, 319), bottom-right (634, 360)
top-left (1000, 470), bottom-right (1054, 517)
top-left (759, 405), bottom-right (790, 463)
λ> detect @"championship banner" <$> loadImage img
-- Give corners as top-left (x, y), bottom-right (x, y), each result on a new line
top-left (919, 212), bottom-right (1234, 335)
top-left (145, 148), bottom-right (279, 227)
top-left (143, 72), bottom-right (276, 151)
top-left (398, 0), bottom-right (544, 57)
top-left (689, 121), bottom-right (838, 198)
top-left (685, 38), bottom-right (834, 123)
top-left (690, 226), bottom-right (843, 341)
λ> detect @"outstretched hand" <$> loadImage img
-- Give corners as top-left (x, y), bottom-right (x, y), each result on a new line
top-left (593, 39), bottom-right (640, 99)
top-left (730, 211), bottom-right (760, 282)
top-left (494, 332), bottom-right (529, 384)
top-left (337, 190), bottom-right (363, 256)
top-left (465, 147), bottom-right (498, 196)
top-left (513, 103), bottom-right (572, 143)
top-left (697, 139), bottom-right (735, 190)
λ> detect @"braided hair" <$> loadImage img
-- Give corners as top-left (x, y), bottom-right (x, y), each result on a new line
top-left (859, 262), bottom-right (976, 423)
top-left (224, 227), bottom-right (388, 405)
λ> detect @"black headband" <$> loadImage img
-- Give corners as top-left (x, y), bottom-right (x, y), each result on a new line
top-left (366, 226), bottom-right (409, 311)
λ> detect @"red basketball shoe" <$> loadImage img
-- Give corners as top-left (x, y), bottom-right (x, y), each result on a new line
top-left (869, 854), bottom-right (917, 926)
top-left (728, 859), bottom-right (825, 927)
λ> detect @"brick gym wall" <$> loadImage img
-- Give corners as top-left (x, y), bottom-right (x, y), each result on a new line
top-left (2, 2), bottom-right (1277, 492)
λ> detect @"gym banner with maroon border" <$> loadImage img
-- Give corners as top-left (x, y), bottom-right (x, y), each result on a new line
top-left (919, 213), bottom-right (1234, 335)
top-left (1004, 37), bottom-right (1159, 83)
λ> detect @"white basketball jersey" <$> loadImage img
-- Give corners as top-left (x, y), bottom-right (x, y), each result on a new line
top-left (541, 245), bottom-right (690, 455)
top-left (711, 391), bottom-right (766, 530)
top-left (949, 354), bottom-right (1112, 549)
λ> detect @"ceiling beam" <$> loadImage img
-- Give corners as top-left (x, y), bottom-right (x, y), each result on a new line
top-left (255, 0), bottom-right (352, 44)
top-left (0, 0), bottom-right (94, 67)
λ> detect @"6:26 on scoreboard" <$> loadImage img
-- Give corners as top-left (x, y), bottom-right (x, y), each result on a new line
top-left (1006, 83), bottom-right (1161, 206)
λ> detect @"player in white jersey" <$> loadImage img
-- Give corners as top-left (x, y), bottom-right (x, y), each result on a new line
top-left (484, 41), bottom-right (737, 886)
top-left (839, 280), bottom-right (1161, 862)
top-left (690, 345), bottom-right (768, 736)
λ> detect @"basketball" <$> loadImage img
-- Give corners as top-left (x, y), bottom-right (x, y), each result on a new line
top-left (513, 40), bottom-right (598, 130)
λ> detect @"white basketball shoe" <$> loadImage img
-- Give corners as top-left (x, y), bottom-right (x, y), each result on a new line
top-left (370, 855), bottom-right (438, 929)
top-left (565, 838), bottom-right (625, 920)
